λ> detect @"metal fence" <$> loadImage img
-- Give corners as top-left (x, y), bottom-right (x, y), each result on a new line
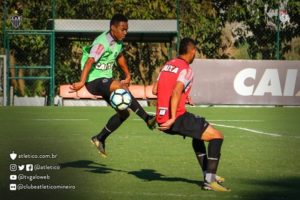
top-left (1, 0), bottom-right (299, 105)
top-left (5, 30), bottom-right (55, 105)
top-left (0, 55), bottom-right (6, 105)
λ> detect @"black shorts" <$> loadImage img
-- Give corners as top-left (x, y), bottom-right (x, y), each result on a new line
top-left (85, 78), bottom-right (113, 104)
top-left (163, 112), bottom-right (209, 139)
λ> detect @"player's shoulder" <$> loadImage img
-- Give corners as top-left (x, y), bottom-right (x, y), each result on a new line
top-left (168, 58), bottom-right (189, 66)
top-left (92, 31), bottom-right (108, 45)
top-left (168, 58), bottom-right (181, 64)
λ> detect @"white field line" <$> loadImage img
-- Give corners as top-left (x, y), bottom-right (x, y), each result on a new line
top-left (133, 118), bottom-right (282, 137)
top-left (133, 119), bottom-right (264, 122)
top-left (31, 118), bottom-right (294, 139)
top-left (210, 120), bottom-right (264, 122)
top-left (33, 118), bottom-right (89, 121)
top-left (211, 123), bottom-right (282, 137)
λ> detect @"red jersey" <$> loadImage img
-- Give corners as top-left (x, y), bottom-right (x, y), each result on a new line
top-left (156, 58), bottom-right (194, 124)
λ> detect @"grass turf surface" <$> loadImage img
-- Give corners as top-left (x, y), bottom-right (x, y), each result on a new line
top-left (0, 106), bottom-right (300, 200)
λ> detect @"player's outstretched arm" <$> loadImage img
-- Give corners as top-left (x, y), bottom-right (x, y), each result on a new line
top-left (152, 81), bottom-right (158, 95)
top-left (70, 57), bottom-right (94, 92)
top-left (152, 65), bottom-right (163, 95)
top-left (117, 54), bottom-right (131, 87)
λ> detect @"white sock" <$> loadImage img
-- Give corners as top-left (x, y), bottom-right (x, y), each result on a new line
top-left (205, 173), bottom-right (216, 183)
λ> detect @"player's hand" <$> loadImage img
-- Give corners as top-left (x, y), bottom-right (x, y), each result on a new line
top-left (120, 76), bottom-right (131, 87)
top-left (158, 118), bottom-right (176, 131)
top-left (69, 81), bottom-right (84, 93)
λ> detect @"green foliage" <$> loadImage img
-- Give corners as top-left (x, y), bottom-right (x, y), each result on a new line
top-left (1, 1), bottom-right (53, 96)
top-left (55, 40), bottom-right (84, 85)
top-left (1, 0), bottom-right (300, 97)
top-left (224, 0), bottom-right (300, 59)
top-left (180, 0), bottom-right (224, 58)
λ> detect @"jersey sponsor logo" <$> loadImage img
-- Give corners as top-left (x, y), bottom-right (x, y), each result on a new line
top-left (114, 52), bottom-right (119, 58)
top-left (95, 63), bottom-right (114, 70)
top-left (161, 64), bottom-right (179, 74)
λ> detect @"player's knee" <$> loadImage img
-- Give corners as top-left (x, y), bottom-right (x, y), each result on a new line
top-left (110, 80), bottom-right (123, 92)
top-left (209, 129), bottom-right (224, 140)
top-left (215, 130), bottom-right (224, 140)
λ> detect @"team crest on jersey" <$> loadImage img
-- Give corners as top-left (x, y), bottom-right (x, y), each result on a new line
top-left (158, 107), bottom-right (168, 116)
top-left (161, 64), bottom-right (179, 73)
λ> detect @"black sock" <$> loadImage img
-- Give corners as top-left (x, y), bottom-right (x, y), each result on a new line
top-left (129, 93), bottom-right (148, 122)
top-left (192, 139), bottom-right (207, 172)
top-left (207, 139), bottom-right (223, 174)
top-left (97, 111), bottom-right (129, 142)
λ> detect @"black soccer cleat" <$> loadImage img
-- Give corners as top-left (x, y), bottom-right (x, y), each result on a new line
top-left (146, 115), bottom-right (157, 130)
top-left (91, 136), bottom-right (107, 158)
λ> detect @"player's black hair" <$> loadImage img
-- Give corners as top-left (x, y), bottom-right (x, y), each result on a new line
top-left (110, 14), bottom-right (128, 27)
top-left (179, 37), bottom-right (196, 55)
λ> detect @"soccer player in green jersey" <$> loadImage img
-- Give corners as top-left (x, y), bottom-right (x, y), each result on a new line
top-left (70, 14), bottom-right (156, 158)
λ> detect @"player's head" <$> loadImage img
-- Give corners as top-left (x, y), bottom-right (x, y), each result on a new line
top-left (110, 14), bottom-right (128, 41)
top-left (179, 38), bottom-right (196, 64)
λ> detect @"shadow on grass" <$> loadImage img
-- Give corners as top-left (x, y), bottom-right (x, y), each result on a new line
top-left (59, 160), bottom-right (127, 174)
top-left (240, 177), bottom-right (300, 200)
top-left (59, 160), bottom-right (201, 186)
top-left (128, 169), bottom-right (202, 186)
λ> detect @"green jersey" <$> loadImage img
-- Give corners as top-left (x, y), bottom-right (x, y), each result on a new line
top-left (81, 31), bottom-right (123, 82)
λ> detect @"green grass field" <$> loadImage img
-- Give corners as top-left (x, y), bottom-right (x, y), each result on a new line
top-left (1, 106), bottom-right (300, 200)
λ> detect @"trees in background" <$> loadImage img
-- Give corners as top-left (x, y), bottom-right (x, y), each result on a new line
top-left (1, 0), bottom-right (299, 96)
top-left (222, 0), bottom-right (300, 59)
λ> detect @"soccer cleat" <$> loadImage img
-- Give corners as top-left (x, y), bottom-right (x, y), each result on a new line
top-left (215, 175), bottom-right (225, 183)
top-left (91, 136), bottom-right (107, 158)
top-left (146, 115), bottom-right (157, 130)
top-left (202, 181), bottom-right (231, 192)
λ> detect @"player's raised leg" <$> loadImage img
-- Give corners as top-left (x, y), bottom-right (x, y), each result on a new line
top-left (91, 80), bottom-right (155, 158)
top-left (110, 80), bottom-right (156, 130)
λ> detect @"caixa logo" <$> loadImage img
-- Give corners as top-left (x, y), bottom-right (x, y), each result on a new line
top-left (234, 68), bottom-right (299, 96)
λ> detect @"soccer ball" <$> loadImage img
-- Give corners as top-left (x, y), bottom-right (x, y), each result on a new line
top-left (110, 88), bottom-right (132, 110)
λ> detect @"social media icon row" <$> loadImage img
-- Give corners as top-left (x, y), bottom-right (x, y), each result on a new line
top-left (10, 174), bottom-right (17, 180)
top-left (10, 184), bottom-right (16, 191)
top-left (10, 164), bottom-right (33, 172)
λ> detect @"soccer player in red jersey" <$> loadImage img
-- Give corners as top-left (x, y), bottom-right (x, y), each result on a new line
top-left (153, 38), bottom-right (230, 192)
